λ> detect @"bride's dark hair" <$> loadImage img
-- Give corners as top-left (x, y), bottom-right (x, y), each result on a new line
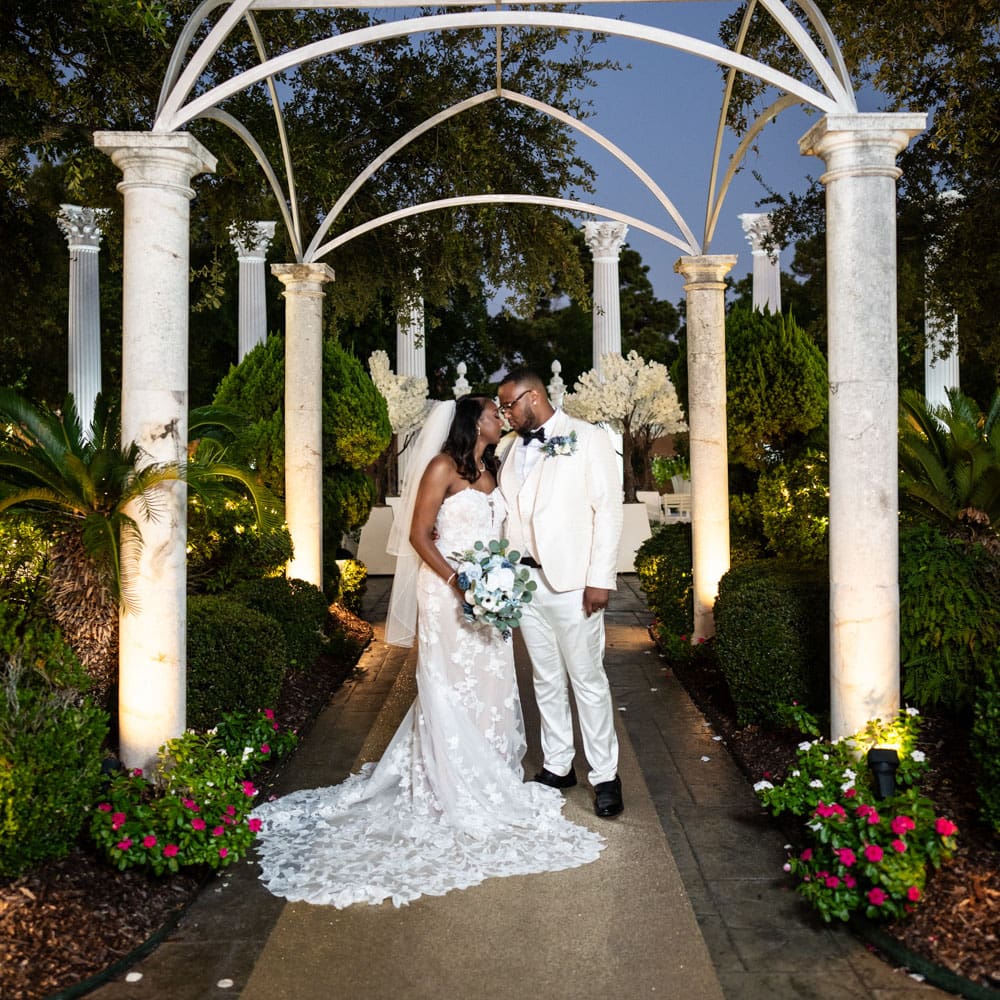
top-left (442, 395), bottom-right (499, 484)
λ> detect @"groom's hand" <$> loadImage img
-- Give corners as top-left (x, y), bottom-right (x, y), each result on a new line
top-left (583, 586), bottom-right (610, 617)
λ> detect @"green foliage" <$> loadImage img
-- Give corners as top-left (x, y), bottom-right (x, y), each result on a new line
top-left (89, 708), bottom-right (297, 875)
top-left (0, 514), bottom-right (50, 604)
top-left (650, 454), bottom-right (689, 489)
top-left (971, 660), bottom-right (1000, 833)
top-left (336, 558), bottom-right (368, 614)
top-left (899, 387), bottom-right (1000, 536)
top-left (714, 560), bottom-right (829, 726)
top-left (214, 336), bottom-right (389, 562)
top-left (186, 494), bottom-right (292, 595)
top-left (186, 596), bottom-right (287, 731)
top-left (230, 577), bottom-right (329, 671)
top-left (728, 491), bottom-right (768, 564)
top-left (634, 523), bottom-right (694, 656)
top-left (756, 710), bottom-right (958, 923)
top-left (0, 602), bottom-right (108, 876)
top-left (674, 308), bottom-right (826, 470)
top-left (898, 523), bottom-right (1000, 713)
top-left (757, 449), bottom-right (829, 563)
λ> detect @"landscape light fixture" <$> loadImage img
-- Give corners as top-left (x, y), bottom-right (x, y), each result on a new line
top-left (866, 747), bottom-right (900, 800)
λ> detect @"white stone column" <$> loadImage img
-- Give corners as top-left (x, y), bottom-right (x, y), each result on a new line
top-left (582, 221), bottom-right (628, 374)
top-left (94, 131), bottom-right (216, 772)
top-left (396, 292), bottom-right (426, 488)
top-left (674, 255), bottom-right (737, 641)
top-left (230, 221), bottom-right (276, 361)
top-left (800, 112), bottom-right (926, 741)
top-left (738, 212), bottom-right (782, 314)
top-left (272, 263), bottom-right (335, 589)
top-left (57, 205), bottom-right (108, 432)
top-left (924, 191), bottom-right (961, 409)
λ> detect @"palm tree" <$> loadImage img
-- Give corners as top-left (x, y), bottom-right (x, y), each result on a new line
top-left (899, 386), bottom-right (1000, 544)
top-left (0, 390), bottom-right (281, 711)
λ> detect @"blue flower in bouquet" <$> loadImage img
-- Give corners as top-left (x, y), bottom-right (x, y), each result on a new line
top-left (452, 539), bottom-right (537, 640)
top-left (541, 431), bottom-right (577, 458)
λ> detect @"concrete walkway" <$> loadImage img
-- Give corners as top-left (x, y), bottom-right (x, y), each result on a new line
top-left (88, 577), bottom-right (947, 1000)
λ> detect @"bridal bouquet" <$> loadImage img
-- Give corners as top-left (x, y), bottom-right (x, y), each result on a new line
top-left (452, 539), bottom-right (537, 641)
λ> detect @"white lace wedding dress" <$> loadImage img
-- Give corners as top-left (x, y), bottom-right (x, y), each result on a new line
top-left (251, 487), bottom-right (604, 908)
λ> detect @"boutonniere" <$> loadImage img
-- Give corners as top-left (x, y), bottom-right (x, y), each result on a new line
top-left (541, 431), bottom-right (578, 458)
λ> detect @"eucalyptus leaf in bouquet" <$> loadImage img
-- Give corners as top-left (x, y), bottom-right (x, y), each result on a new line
top-left (452, 539), bottom-right (537, 641)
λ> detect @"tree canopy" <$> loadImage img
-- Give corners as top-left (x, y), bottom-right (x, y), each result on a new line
top-left (721, 2), bottom-right (1000, 400)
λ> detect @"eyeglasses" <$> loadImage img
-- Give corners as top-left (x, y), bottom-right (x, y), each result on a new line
top-left (498, 388), bottom-right (532, 413)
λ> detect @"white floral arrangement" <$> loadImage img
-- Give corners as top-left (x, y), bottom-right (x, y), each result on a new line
top-left (541, 431), bottom-right (578, 458)
top-left (563, 350), bottom-right (686, 438)
top-left (452, 539), bottom-right (537, 641)
top-left (368, 350), bottom-right (430, 439)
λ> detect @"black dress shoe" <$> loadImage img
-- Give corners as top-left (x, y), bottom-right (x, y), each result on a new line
top-left (532, 767), bottom-right (577, 789)
top-left (593, 776), bottom-right (624, 818)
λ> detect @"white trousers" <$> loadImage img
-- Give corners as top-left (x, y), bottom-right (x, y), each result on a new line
top-left (519, 571), bottom-right (619, 786)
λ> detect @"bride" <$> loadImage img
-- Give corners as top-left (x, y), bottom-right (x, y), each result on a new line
top-left (251, 395), bottom-right (604, 908)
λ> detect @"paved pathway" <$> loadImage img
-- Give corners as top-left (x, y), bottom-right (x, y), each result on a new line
top-left (87, 577), bottom-right (947, 1000)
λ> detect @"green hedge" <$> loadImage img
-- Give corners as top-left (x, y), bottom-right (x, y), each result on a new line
top-left (972, 657), bottom-right (1000, 833)
top-left (0, 602), bottom-right (108, 876)
top-left (714, 560), bottom-right (829, 726)
top-left (186, 595), bottom-right (287, 730)
top-left (634, 523), bottom-right (693, 644)
top-left (899, 522), bottom-right (1000, 713)
top-left (230, 577), bottom-right (329, 671)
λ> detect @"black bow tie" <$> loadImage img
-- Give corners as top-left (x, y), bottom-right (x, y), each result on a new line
top-left (520, 428), bottom-right (546, 444)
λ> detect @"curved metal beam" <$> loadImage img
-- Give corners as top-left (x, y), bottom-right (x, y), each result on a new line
top-left (198, 107), bottom-right (303, 260)
top-left (309, 195), bottom-right (697, 262)
top-left (304, 87), bottom-right (701, 261)
top-left (156, 10), bottom-right (852, 131)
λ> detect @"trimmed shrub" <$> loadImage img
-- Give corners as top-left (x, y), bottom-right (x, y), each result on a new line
top-left (187, 494), bottom-right (292, 595)
top-left (186, 595), bottom-right (287, 731)
top-left (0, 602), bottom-right (108, 876)
top-left (336, 558), bottom-right (368, 614)
top-left (230, 577), bottom-right (329, 670)
top-left (757, 449), bottom-right (829, 564)
top-left (899, 522), bottom-right (1000, 713)
top-left (634, 523), bottom-right (693, 647)
top-left (971, 661), bottom-right (1000, 833)
top-left (0, 515), bottom-right (50, 605)
top-left (714, 560), bottom-right (829, 726)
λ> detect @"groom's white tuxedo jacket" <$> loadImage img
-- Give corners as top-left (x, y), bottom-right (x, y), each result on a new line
top-left (499, 410), bottom-right (623, 593)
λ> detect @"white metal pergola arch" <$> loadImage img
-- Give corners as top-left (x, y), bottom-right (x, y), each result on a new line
top-left (153, 0), bottom-right (857, 264)
top-left (96, 0), bottom-right (925, 771)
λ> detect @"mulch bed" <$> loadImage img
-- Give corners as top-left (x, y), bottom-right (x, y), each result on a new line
top-left (666, 640), bottom-right (1000, 993)
top-left (0, 605), bottom-right (372, 1000)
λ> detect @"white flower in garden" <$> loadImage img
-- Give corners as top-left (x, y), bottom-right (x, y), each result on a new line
top-left (368, 350), bottom-right (430, 438)
top-left (910, 750), bottom-right (926, 762)
top-left (753, 780), bottom-right (774, 792)
top-left (809, 779), bottom-right (824, 788)
top-left (798, 742), bottom-right (813, 752)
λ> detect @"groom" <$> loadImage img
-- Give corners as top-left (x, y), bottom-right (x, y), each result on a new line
top-left (496, 369), bottom-right (625, 817)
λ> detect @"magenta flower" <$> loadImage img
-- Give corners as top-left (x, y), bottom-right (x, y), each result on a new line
top-left (116, 838), bottom-right (133, 851)
top-left (935, 817), bottom-right (958, 837)
top-left (891, 839), bottom-right (907, 853)
top-left (863, 844), bottom-right (884, 863)
top-left (192, 817), bottom-right (206, 831)
top-left (844, 874), bottom-right (857, 889)
top-left (263, 709), bottom-right (275, 720)
top-left (867, 887), bottom-right (887, 906)
top-left (142, 835), bottom-right (157, 849)
top-left (815, 801), bottom-right (845, 820)
top-left (834, 847), bottom-right (856, 867)
top-left (225, 805), bottom-right (236, 816)
top-left (242, 780), bottom-right (258, 797)
top-left (824, 875), bottom-right (840, 889)
top-left (97, 802), bottom-right (112, 813)
top-left (163, 844), bottom-right (179, 858)
top-left (866, 811), bottom-right (881, 825)
top-left (844, 787), bottom-right (857, 799)
top-left (132, 768), bottom-right (143, 777)
top-left (891, 815), bottom-right (915, 836)
top-left (111, 811), bottom-right (126, 828)
top-left (219, 847), bottom-right (229, 859)
top-left (260, 743), bottom-right (271, 755)
top-left (800, 847), bottom-right (813, 862)
top-left (212, 825), bottom-right (225, 837)
top-left (907, 885), bottom-right (921, 902)
top-left (248, 817), bottom-right (262, 833)
top-left (856, 803), bottom-right (874, 818)
top-left (182, 798), bottom-right (200, 812)
top-left (272, 722), bottom-right (279, 731)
